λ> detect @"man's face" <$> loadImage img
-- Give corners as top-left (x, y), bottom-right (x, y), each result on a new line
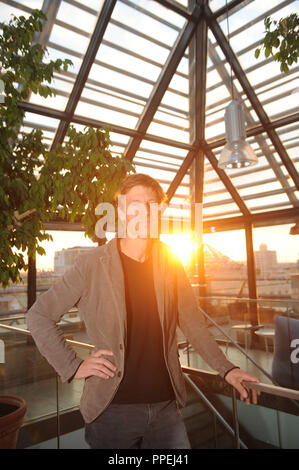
top-left (118, 185), bottom-right (159, 239)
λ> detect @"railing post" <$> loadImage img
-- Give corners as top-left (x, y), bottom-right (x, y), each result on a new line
top-left (56, 373), bottom-right (60, 449)
top-left (231, 387), bottom-right (240, 449)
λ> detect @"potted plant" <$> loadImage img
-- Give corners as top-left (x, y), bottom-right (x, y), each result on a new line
top-left (0, 396), bottom-right (27, 449)
top-left (0, 9), bottom-right (134, 448)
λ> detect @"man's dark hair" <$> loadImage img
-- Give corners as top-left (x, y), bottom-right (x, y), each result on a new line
top-left (114, 173), bottom-right (168, 204)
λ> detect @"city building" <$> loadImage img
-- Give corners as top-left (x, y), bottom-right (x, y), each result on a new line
top-left (254, 243), bottom-right (278, 278)
top-left (54, 247), bottom-right (94, 274)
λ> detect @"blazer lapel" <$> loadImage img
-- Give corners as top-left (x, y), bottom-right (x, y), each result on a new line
top-left (99, 237), bottom-right (166, 346)
top-left (100, 237), bottom-right (127, 347)
top-left (152, 239), bottom-right (165, 330)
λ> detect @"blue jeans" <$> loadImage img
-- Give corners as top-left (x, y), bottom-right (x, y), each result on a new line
top-left (84, 399), bottom-right (191, 449)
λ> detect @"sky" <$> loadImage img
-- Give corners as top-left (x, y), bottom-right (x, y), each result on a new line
top-left (2, 0), bottom-right (298, 271)
top-left (34, 223), bottom-right (299, 271)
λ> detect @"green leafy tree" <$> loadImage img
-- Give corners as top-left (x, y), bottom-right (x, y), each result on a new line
top-left (255, 13), bottom-right (299, 73)
top-left (0, 10), bottom-right (135, 289)
top-left (40, 125), bottom-right (134, 241)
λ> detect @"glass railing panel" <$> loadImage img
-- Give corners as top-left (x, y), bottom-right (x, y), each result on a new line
top-left (181, 372), bottom-right (242, 449)
top-left (180, 393), bottom-right (236, 449)
top-left (0, 319), bottom-right (58, 449)
top-left (2, 302), bottom-right (298, 449)
top-left (194, 296), bottom-right (299, 387)
top-left (216, 381), bottom-right (299, 449)
top-left (0, 310), bottom-right (92, 448)
top-left (0, 322), bottom-right (57, 422)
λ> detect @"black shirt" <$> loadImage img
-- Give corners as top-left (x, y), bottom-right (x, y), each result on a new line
top-left (111, 240), bottom-right (175, 404)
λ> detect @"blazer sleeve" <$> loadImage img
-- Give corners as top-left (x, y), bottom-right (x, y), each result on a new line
top-left (26, 253), bottom-right (86, 383)
top-left (174, 254), bottom-right (237, 379)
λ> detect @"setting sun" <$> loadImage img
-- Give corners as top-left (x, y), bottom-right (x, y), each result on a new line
top-left (160, 233), bottom-right (202, 267)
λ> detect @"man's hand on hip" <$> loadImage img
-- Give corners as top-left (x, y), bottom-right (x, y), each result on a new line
top-left (74, 349), bottom-right (117, 380)
top-left (225, 368), bottom-right (261, 405)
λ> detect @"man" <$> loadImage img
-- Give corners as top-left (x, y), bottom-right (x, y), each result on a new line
top-left (27, 173), bottom-right (260, 449)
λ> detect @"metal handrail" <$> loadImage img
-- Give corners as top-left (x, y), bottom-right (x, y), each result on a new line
top-left (0, 322), bottom-right (244, 448)
top-left (0, 307), bottom-right (79, 318)
top-left (2, 323), bottom-right (299, 448)
top-left (1, 323), bottom-right (299, 402)
top-left (183, 372), bottom-right (246, 449)
top-left (197, 295), bottom-right (299, 305)
top-left (1, 294), bottom-right (298, 319)
top-left (242, 380), bottom-right (299, 402)
top-left (181, 366), bottom-right (299, 404)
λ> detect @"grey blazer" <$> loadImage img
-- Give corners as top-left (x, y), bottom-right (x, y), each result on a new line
top-left (26, 237), bottom-right (236, 423)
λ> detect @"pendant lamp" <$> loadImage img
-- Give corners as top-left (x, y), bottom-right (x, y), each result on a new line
top-left (218, 0), bottom-right (258, 170)
top-left (218, 99), bottom-right (258, 169)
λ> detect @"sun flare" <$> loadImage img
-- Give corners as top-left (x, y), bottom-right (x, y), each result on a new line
top-left (160, 233), bottom-right (201, 267)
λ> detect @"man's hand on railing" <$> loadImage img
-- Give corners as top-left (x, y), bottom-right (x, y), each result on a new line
top-left (74, 349), bottom-right (117, 380)
top-left (224, 368), bottom-right (261, 405)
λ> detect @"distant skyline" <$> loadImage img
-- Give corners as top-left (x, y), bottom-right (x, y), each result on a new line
top-left (33, 224), bottom-right (299, 271)
top-left (3, 0), bottom-right (298, 277)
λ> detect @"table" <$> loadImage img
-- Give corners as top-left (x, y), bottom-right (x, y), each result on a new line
top-left (226, 323), bottom-right (264, 354)
top-left (254, 328), bottom-right (275, 353)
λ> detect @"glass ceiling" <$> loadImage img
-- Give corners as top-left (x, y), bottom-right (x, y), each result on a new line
top-left (1, 0), bottom-right (298, 226)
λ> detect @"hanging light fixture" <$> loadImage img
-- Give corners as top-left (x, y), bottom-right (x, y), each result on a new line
top-left (218, 99), bottom-right (258, 169)
top-left (218, 1), bottom-right (258, 170)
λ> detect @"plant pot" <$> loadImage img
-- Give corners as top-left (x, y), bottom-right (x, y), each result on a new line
top-left (0, 395), bottom-right (27, 449)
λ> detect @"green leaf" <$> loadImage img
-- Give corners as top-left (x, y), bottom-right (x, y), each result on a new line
top-left (265, 47), bottom-right (272, 58)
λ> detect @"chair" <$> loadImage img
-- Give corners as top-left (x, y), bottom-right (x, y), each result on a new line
top-left (225, 323), bottom-right (264, 355)
top-left (254, 327), bottom-right (275, 353)
top-left (272, 315), bottom-right (299, 390)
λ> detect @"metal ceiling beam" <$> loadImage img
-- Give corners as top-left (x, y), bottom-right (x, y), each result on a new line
top-left (155, 0), bottom-right (250, 20)
top-left (214, 0), bottom-right (293, 43)
top-left (123, 3), bottom-right (203, 162)
top-left (205, 156), bottom-right (299, 187)
top-left (47, 26), bottom-right (189, 100)
top-left (203, 207), bottom-right (299, 232)
top-left (154, 0), bottom-right (192, 19)
top-left (51, 0), bottom-right (116, 149)
top-left (204, 201), bottom-right (294, 219)
top-left (203, 186), bottom-right (297, 209)
top-left (166, 150), bottom-right (195, 201)
top-left (19, 99), bottom-right (299, 161)
top-left (120, 0), bottom-right (181, 31)
top-left (43, 206), bottom-right (299, 233)
top-left (212, 0), bottom-right (252, 19)
top-left (35, 0), bottom-right (61, 48)
top-left (20, 100), bottom-right (195, 151)
top-left (201, 141), bottom-right (251, 216)
top-left (188, 0), bottom-right (208, 298)
top-left (205, 84), bottom-right (299, 132)
top-left (167, 142), bottom-right (251, 216)
top-left (204, 4), bottom-right (299, 194)
top-left (188, 0), bottom-right (207, 207)
top-left (208, 112), bottom-right (299, 149)
top-left (204, 177), bottom-right (279, 197)
top-left (207, 40), bottom-right (297, 206)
